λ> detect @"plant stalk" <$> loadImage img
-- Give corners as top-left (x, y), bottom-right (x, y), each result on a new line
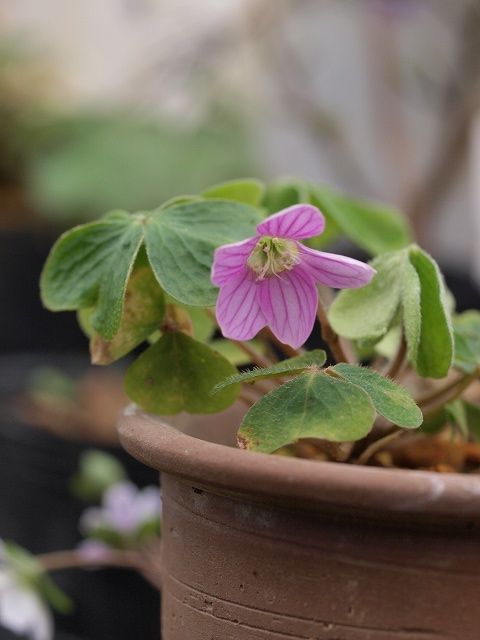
top-left (316, 297), bottom-right (349, 363)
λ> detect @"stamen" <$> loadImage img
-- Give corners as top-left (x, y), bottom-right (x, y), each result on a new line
top-left (247, 236), bottom-right (300, 280)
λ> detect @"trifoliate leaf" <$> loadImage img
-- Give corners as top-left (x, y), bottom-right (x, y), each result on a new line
top-left (124, 332), bottom-right (240, 414)
top-left (238, 371), bottom-right (376, 453)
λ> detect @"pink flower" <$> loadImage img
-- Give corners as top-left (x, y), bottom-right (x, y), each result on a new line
top-left (211, 204), bottom-right (375, 348)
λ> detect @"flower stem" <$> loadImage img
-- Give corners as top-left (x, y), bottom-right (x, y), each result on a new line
top-left (264, 329), bottom-right (301, 359)
top-left (235, 340), bottom-right (273, 368)
top-left (316, 297), bottom-right (349, 363)
top-left (38, 549), bottom-right (145, 572)
top-left (356, 428), bottom-right (404, 465)
top-left (384, 334), bottom-right (407, 380)
top-left (37, 548), bottom-right (163, 590)
top-left (418, 372), bottom-right (478, 414)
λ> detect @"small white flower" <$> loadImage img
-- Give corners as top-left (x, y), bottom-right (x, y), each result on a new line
top-left (0, 552), bottom-right (53, 640)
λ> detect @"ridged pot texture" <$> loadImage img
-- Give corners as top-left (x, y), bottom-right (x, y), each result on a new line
top-left (118, 407), bottom-right (480, 640)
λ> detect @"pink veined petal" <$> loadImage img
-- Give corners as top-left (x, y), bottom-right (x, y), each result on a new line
top-left (216, 269), bottom-right (267, 341)
top-left (298, 245), bottom-right (376, 289)
top-left (256, 205), bottom-right (325, 240)
top-left (258, 266), bottom-right (318, 349)
top-left (211, 237), bottom-right (257, 286)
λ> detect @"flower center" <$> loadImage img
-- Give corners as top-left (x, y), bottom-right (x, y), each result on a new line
top-left (246, 236), bottom-right (300, 280)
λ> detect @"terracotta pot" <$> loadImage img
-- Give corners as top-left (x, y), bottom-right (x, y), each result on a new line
top-left (118, 406), bottom-right (480, 640)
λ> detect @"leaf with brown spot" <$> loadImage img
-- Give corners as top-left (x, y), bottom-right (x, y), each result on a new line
top-left (88, 265), bottom-right (166, 365)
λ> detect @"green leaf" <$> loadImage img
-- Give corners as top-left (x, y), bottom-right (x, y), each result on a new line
top-left (124, 331), bottom-right (240, 414)
top-left (144, 200), bottom-right (261, 306)
top-left (159, 195), bottom-right (202, 210)
top-left (306, 185), bottom-right (342, 249)
top-left (203, 178), bottom-right (265, 206)
top-left (329, 250), bottom-right (407, 343)
top-left (453, 310), bottom-right (480, 373)
top-left (40, 210), bottom-right (137, 311)
top-left (89, 264), bottom-right (165, 364)
top-left (70, 450), bottom-right (127, 502)
top-left (213, 350), bottom-right (327, 392)
top-left (238, 372), bottom-right (376, 453)
top-left (401, 258), bottom-right (421, 366)
top-left (261, 179), bottom-right (310, 214)
top-left (90, 220), bottom-right (144, 339)
top-left (408, 246), bottom-right (453, 378)
top-left (311, 186), bottom-right (411, 255)
top-left (333, 364), bottom-right (423, 428)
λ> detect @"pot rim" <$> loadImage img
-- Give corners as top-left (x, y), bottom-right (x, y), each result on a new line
top-left (118, 406), bottom-right (480, 523)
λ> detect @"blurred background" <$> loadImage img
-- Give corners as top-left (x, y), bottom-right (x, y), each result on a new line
top-left (0, 0), bottom-right (480, 638)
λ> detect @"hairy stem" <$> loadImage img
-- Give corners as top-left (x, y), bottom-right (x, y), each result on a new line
top-left (419, 372), bottom-right (478, 415)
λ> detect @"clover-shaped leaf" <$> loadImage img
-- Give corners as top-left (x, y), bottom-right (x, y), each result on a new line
top-left (124, 332), bottom-right (240, 414)
top-left (238, 372), bottom-right (376, 453)
top-left (329, 245), bottom-right (453, 378)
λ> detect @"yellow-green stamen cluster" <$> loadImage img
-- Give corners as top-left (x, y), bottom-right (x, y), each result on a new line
top-left (247, 236), bottom-right (300, 280)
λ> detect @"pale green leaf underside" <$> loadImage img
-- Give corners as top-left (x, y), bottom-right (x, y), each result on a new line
top-left (124, 332), bottom-right (240, 415)
top-left (408, 246), bottom-right (453, 378)
top-left (329, 251), bottom-right (407, 343)
top-left (213, 349), bottom-right (327, 392)
top-left (238, 372), bottom-right (376, 453)
top-left (453, 310), bottom-right (480, 373)
top-left (333, 364), bottom-right (422, 428)
top-left (401, 258), bottom-right (421, 367)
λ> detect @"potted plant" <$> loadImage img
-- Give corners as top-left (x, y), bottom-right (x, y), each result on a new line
top-left (39, 178), bottom-right (480, 639)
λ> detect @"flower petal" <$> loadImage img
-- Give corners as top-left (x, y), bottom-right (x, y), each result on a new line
top-left (258, 267), bottom-right (318, 348)
top-left (299, 245), bottom-right (376, 289)
top-left (0, 582), bottom-right (53, 640)
top-left (211, 237), bottom-right (257, 286)
top-left (216, 269), bottom-right (267, 341)
top-left (256, 205), bottom-right (325, 240)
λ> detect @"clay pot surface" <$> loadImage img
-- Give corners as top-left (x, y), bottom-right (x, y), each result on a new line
top-left (118, 406), bottom-right (480, 640)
